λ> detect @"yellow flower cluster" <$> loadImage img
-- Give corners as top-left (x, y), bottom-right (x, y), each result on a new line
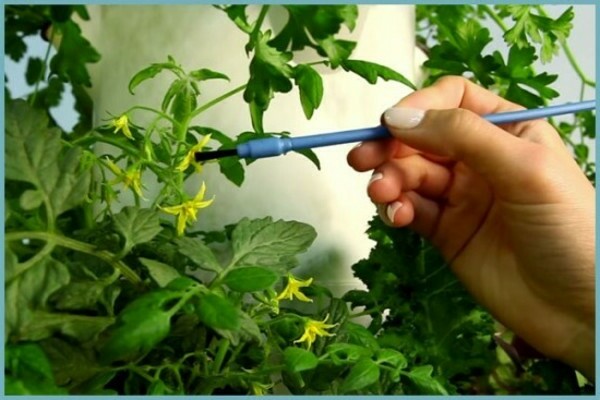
top-left (160, 182), bottom-right (214, 236)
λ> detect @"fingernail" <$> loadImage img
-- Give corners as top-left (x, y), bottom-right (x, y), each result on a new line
top-left (387, 201), bottom-right (403, 223)
top-left (368, 172), bottom-right (383, 188)
top-left (383, 107), bottom-right (425, 129)
top-left (352, 142), bottom-right (363, 150)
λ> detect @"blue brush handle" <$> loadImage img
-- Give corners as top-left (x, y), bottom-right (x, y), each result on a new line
top-left (237, 100), bottom-right (595, 159)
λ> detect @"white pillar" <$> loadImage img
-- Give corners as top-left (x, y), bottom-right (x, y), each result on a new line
top-left (83, 5), bottom-right (417, 295)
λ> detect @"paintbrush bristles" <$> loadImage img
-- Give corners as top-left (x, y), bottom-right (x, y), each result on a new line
top-left (194, 148), bottom-right (238, 162)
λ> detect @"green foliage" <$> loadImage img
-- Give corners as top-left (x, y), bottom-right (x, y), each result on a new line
top-left (5, 3), bottom-right (593, 396)
top-left (416, 4), bottom-right (594, 181)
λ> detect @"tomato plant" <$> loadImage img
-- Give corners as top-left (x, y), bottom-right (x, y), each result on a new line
top-left (4, 4), bottom-right (594, 395)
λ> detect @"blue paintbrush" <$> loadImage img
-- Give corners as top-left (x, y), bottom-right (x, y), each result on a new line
top-left (194, 100), bottom-right (595, 162)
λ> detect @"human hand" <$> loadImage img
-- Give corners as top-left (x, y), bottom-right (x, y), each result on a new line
top-left (347, 76), bottom-right (595, 379)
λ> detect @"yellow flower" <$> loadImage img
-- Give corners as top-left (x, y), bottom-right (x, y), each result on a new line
top-left (276, 274), bottom-right (313, 302)
top-left (160, 182), bottom-right (214, 236)
top-left (294, 315), bottom-right (338, 349)
top-left (249, 381), bottom-right (273, 395)
top-left (112, 115), bottom-right (134, 140)
top-left (176, 134), bottom-right (212, 173)
top-left (104, 159), bottom-right (144, 198)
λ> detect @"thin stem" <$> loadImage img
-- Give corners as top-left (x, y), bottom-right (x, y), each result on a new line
top-left (123, 105), bottom-right (180, 126)
top-left (5, 231), bottom-right (141, 283)
top-left (190, 84), bottom-right (246, 119)
top-left (212, 339), bottom-right (230, 374)
top-left (480, 5), bottom-right (508, 31)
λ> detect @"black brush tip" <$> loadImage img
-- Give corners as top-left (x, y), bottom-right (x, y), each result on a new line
top-left (194, 148), bottom-right (238, 162)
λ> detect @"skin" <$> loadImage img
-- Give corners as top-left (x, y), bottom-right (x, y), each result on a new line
top-left (347, 76), bottom-right (595, 379)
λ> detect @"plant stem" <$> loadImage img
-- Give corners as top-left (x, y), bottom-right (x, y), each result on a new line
top-left (212, 339), bottom-right (230, 374)
top-left (124, 105), bottom-right (179, 125)
top-left (190, 84), bottom-right (246, 119)
top-left (5, 231), bottom-right (141, 283)
top-left (480, 5), bottom-right (508, 31)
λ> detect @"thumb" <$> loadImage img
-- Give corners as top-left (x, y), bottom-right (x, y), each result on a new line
top-left (383, 107), bottom-right (528, 187)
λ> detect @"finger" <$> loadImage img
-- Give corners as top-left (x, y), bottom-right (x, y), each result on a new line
top-left (382, 105), bottom-right (531, 196)
top-left (377, 191), bottom-right (441, 239)
top-left (367, 155), bottom-right (452, 203)
top-left (347, 138), bottom-right (418, 172)
top-left (394, 75), bottom-right (562, 148)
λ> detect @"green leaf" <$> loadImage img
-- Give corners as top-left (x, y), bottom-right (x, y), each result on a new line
top-left (196, 293), bottom-right (240, 331)
top-left (337, 321), bottom-right (380, 351)
top-left (230, 217), bottom-right (317, 271)
top-left (19, 189), bottom-right (44, 210)
top-left (222, 266), bottom-right (279, 292)
top-left (139, 258), bottom-right (181, 287)
top-left (405, 365), bottom-right (448, 395)
top-left (49, 20), bottom-right (100, 87)
top-left (326, 343), bottom-right (373, 366)
top-left (244, 30), bottom-right (293, 112)
top-left (100, 290), bottom-right (180, 363)
top-left (113, 207), bottom-right (162, 253)
top-left (176, 237), bottom-right (222, 272)
top-left (5, 343), bottom-right (67, 395)
top-left (218, 156), bottom-right (245, 186)
top-left (284, 347), bottom-right (319, 372)
top-left (52, 280), bottom-right (112, 312)
top-left (170, 79), bottom-right (198, 131)
top-left (270, 5), bottom-right (358, 52)
top-left (129, 59), bottom-right (179, 94)
top-left (6, 257), bottom-right (70, 342)
top-left (339, 358), bottom-right (380, 393)
top-left (294, 148), bottom-right (321, 170)
top-left (317, 37), bottom-right (356, 68)
top-left (189, 68), bottom-right (230, 82)
top-left (5, 100), bottom-right (91, 219)
top-left (501, 6), bottom-right (574, 63)
top-left (342, 59), bottom-right (416, 90)
top-left (25, 57), bottom-right (44, 86)
top-left (294, 64), bottom-right (324, 119)
top-left (375, 348), bottom-right (408, 370)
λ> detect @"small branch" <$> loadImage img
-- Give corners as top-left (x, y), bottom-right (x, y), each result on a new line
top-left (5, 231), bottom-right (141, 283)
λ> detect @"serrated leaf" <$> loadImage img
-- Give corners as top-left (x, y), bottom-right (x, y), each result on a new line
top-left (342, 59), bottom-right (416, 90)
top-left (129, 60), bottom-right (178, 94)
top-left (270, 5), bottom-right (358, 52)
top-left (222, 267), bottom-right (279, 292)
top-left (230, 217), bottom-right (317, 271)
top-left (339, 358), bottom-right (380, 393)
top-left (189, 68), bottom-right (229, 82)
top-left (6, 100), bottom-right (91, 219)
top-left (284, 347), bottom-right (319, 372)
top-left (294, 64), bottom-right (323, 119)
top-left (317, 37), bottom-right (356, 68)
top-left (244, 30), bottom-right (293, 113)
top-left (196, 293), bottom-right (240, 331)
top-left (25, 57), bottom-right (44, 86)
top-left (405, 365), bottom-right (448, 395)
top-left (49, 20), bottom-right (100, 87)
top-left (6, 257), bottom-right (71, 342)
top-left (176, 237), bottom-right (222, 272)
top-left (113, 207), bottom-right (162, 253)
top-left (139, 258), bottom-right (181, 288)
